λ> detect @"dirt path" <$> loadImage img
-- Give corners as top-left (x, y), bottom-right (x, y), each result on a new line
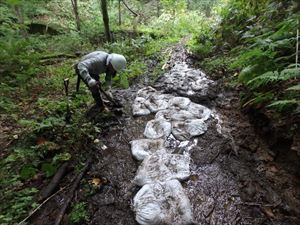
top-left (88, 45), bottom-right (300, 225)
top-left (32, 44), bottom-right (300, 225)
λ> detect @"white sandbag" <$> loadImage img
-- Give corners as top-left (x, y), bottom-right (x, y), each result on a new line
top-left (155, 109), bottom-right (172, 121)
top-left (132, 97), bottom-right (151, 116)
top-left (171, 63), bottom-right (190, 72)
top-left (187, 102), bottom-right (211, 121)
top-left (187, 119), bottom-right (208, 136)
top-left (134, 180), bottom-right (193, 225)
top-left (144, 119), bottom-right (172, 139)
top-left (155, 109), bottom-right (194, 122)
top-left (144, 94), bottom-right (171, 113)
top-left (137, 86), bottom-right (157, 98)
top-left (134, 152), bottom-right (190, 186)
top-left (168, 97), bottom-right (191, 109)
top-left (170, 110), bottom-right (195, 121)
top-left (172, 119), bottom-right (208, 141)
top-left (191, 80), bottom-right (203, 91)
top-left (131, 139), bottom-right (165, 161)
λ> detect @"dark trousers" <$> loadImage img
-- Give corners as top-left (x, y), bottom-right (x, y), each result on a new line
top-left (75, 64), bottom-right (104, 107)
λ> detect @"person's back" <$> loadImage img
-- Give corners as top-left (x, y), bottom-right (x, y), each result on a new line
top-left (79, 51), bottom-right (109, 76)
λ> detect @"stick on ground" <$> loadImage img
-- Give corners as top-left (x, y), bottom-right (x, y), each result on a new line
top-left (38, 162), bottom-right (69, 202)
top-left (54, 157), bottom-right (92, 225)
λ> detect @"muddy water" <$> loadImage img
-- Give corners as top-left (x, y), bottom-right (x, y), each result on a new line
top-left (32, 46), bottom-right (300, 225)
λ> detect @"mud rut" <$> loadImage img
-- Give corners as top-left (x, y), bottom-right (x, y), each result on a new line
top-left (33, 46), bottom-right (300, 225)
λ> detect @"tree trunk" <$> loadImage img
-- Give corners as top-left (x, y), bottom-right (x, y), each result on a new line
top-left (71, 0), bottom-right (81, 31)
top-left (187, 0), bottom-right (190, 10)
top-left (157, 0), bottom-right (160, 17)
top-left (118, 0), bottom-right (121, 26)
top-left (100, 0), bottom-right (112, 42)
top-left (14, 5), bottom-right (27, 37)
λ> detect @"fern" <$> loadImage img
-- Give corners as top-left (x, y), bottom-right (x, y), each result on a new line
top-left (242, 91), bottom-right (274, 107)
top-left (281, 68), bottom-right (300, 80)
top-left (286, 84), bottom-right (300, 91)
top-left (246, 68), bottom-right (300, 89)
top-left (238, 64), bottom-right (259, 84)
top-left (246, 71), bottom-right (280, 89)
top-left (267, 99), bottom-right (299, 112)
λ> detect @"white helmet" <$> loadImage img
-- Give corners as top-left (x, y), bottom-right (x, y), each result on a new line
top-left (108, 53), bottom-right (126, 72)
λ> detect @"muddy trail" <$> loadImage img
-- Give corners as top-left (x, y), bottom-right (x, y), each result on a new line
top-left (32, 45), bottom-right (300, 225)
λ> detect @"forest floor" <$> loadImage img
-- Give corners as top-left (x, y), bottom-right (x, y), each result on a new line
top-left (5, 42), bottom-right (299, 225)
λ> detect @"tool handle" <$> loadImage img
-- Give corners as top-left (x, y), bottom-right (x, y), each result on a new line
top-left (64, 78), bottom-right (69, 96)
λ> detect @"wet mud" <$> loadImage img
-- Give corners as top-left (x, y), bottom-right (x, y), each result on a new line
top-left (32, 44), bottom-right (300, 225)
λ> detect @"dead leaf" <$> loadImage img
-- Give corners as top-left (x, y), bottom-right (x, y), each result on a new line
top-left (269, 165), bottom-right (279, 173)
top-left (190, 175), bottom-right (199, 181)
top-left (90, 178), bottom-right (101, 186)
top-left (262, 207), bottom-right (275, 218)
top-left (37, 137), bottom-right (47, 145)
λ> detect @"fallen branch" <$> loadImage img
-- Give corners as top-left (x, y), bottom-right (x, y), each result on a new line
top-left (40, 53), bottom-right (77, 60)
top-left (121, 0), bottom-right (139, 17)
top-left (54, 157), bottom-right (92, 225)
top-left (18, 185), bottom-right (68, 225)
top-left (209, 149), bottom-right (221, 164)
top-left (39, 53), bottom-right (77, 65)
top-left (38, 162), bottom-right (69, 202)
top-left (239, 202), bottom-right (275, 207)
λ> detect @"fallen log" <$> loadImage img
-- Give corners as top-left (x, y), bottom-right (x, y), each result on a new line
top-left (39, 53), bottom-right (77, 65)
top-left (40, 53), bottom-right (77, 60)
top-left (38, 162), bottom-right (69, 202)
top-left (54, 157), bottom-right (92, 225)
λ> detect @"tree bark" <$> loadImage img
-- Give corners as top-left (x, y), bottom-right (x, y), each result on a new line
top-left (14, 5), bottom-right (27, 37)
top-left (100, 0), bottom-right (112, 42)
top-left (157, 0), bottom-right (160, 17)
top-left (71, 0), bottom-right (81, 31)
top-left (118, 0), bottom-right (121, 26)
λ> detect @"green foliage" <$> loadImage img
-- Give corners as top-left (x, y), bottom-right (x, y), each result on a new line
top-left (69, 202), bottom-right (89, 224)
top-left (0, 37), bottom-right (41, 84)
top-left (0, 96), bottom-right (17, 113)
top-left (0, 187), bottom-right (38, 225)
top-left (268, 100), bottom-right (300, 113)
top-left (161, 0), bottom-right (187, 14)
top-left (20, 164), bottom-right (38, 179)
top-left (200, 0), bottom-right (300, 115)
top-left (286, 84), bottom-right (300, 92)
top-left (41, 162), bottom-right (57, 177)
top-left (200, 54), bottom-right (235, 78)
top-left (187, 34), bottom-right (213, 58)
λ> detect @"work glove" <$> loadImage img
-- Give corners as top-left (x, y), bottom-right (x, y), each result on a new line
top-left (88, 78), bottom-right (97, 88)
top-left (106, 90), bottom-right (114, 100)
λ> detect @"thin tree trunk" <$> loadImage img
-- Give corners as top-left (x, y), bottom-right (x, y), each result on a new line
top-left (187, 0), bottom-right (191, 10)
top-left (100, 0), bottom-right (112, 42)
top-left (14, 5), bottom-right (27, 37)
top-left (71, 0), bottom-right (81, 31)
top-left (118, 0), bottom-right (121, 26)
top-left (296, 19), bottom-right (299, 69)
top-left (157, 0), bottom-right (160, 17)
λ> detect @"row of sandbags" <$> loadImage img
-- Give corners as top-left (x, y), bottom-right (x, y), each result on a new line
top-left (133, 87), bottom-right (211, 141)
top-left (131, 86), bottom-right (212, 225)
top-left (154, 63), bottom-right (213, 98)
